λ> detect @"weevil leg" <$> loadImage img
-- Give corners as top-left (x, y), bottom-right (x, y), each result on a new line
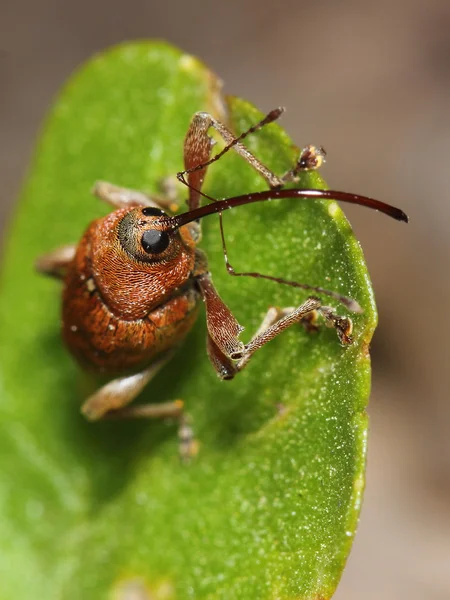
top-left (239, 305), bottom-right (320, 339)
top-left (197, 273), bottom-right (352, 379)
top-left (234, 299), bottom-right (353, 372)
top-left (92, 181), bottom-right (178, 212)
top-left (35, 244), bottom-right (77, 279)
top-left (234, 304), bottom-right (348, 372)
top-left (196, 273), bottom-right (245, 360)
top-left (206, 306), bottom-right (285, 375)
top-left (81, 352), bottom-right (197, 460)
top-left (182, 110), bottom-right (329, 208)
top-left (81, 353), bottom-right (174, 420)
top-left (182, 111), bottom-right (285, 211)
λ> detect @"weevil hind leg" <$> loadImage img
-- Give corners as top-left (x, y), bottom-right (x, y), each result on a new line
top-left (81, 353), bottom-right (197, 461)
top-left (92, 181), bottom-right (178, 212)
top-left (35, 244), bottom-right (77, 279)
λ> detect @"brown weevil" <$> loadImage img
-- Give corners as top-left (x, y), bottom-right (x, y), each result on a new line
top-left (36, 107), bottom-right (407, 458)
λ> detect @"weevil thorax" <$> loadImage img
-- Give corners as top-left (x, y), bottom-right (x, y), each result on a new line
top-left (88, 206), bottom-right (198, 320)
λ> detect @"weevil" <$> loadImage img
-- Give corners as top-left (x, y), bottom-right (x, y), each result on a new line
top-left (36, 107), bottom-right (407, 458)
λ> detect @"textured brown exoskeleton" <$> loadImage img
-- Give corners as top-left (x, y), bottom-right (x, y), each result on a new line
top-left (36, 108), bottom-right (407, 458)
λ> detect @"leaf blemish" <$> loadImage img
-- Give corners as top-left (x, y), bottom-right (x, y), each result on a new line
top-left (112, 576), bottom-right (175, 600)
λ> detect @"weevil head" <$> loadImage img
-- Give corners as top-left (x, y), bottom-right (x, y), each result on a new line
top-left (88, 205), bottom-right (199, 319)
top-left (118, 206), bottom-right (200, 263)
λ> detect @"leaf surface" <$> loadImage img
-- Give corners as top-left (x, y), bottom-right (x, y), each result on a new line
top-left (0, 42), bottom-right (376, 599)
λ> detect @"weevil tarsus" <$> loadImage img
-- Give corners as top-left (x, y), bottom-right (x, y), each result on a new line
top-left (282, 144), bottom-right (327, 182)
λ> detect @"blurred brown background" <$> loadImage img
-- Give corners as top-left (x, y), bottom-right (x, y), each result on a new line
top-left (1, 0), bottom-right (449, 598)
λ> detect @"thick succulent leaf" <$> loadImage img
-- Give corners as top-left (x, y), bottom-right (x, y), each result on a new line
top-left (0, 42), bottom-right (376, 599)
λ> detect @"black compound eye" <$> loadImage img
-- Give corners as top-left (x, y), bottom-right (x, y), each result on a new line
top-left (141, 229), bottom-right (170, 254)
top-left (142, 207), bottom-right (166, 217)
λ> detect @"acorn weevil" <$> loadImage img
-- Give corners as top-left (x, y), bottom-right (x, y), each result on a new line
top-left (36, 107), bottom-right (407, 458)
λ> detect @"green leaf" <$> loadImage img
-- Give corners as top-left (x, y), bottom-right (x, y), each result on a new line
top-left (0, 42), bottom-right (376, 599)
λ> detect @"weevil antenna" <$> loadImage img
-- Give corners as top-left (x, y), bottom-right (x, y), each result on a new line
top-left (217, 212), bottom-right (362, 312)
top-left (158, 177), bottom-right (408, 231)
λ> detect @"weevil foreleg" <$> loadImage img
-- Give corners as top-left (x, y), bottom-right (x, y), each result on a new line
top-left (197, 273), bottom-right (352, 379)
top-left (92, 181), bottom-right (179, 212)
top-left (35, 244), bottom-right (77, 279)
top-left (81, 352), bottom-right (196, 460)
top-left (235, 302), bottom-right (352, 372)
top-left (182, 110), bottom-right (285, 211)
top-left (181, 110), bottom-right (329, 209)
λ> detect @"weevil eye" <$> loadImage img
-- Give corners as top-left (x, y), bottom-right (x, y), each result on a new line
top-left (141, 229), bottom-right (170, 254)
top-left (141, 207), bottom-right (166, 217)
